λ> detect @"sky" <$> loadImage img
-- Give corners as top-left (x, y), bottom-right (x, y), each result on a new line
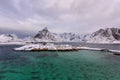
top-left (0, 0), bottom-right (120, 35)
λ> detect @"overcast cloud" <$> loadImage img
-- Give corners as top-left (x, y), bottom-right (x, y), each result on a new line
top-left (0, 0), bottom-right (120, 34)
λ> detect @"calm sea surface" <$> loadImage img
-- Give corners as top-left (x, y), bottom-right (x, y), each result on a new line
top-left (0, 44), bottom-right (120, 80)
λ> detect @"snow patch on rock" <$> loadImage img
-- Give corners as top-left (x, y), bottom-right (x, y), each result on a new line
top-left (0, 34), bottom-right (23, 44)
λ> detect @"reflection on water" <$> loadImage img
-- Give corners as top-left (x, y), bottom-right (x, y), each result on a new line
top-left (0, 45), bottom-right (120, 80)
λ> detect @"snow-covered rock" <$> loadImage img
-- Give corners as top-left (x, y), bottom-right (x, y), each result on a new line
top-left (14, 44), bottom-right (40, 51)
top-left (25, 27), bottom-right (120, 43)
top-left (1, 27), bottom-right (120, 44)
top-left (58, 33), bottom-right (82, 42)
top-left (34, 27), bottom-right (82, 42)
top-left (14, 43), bottom-right (78, 51)
top-left (85, 28), bottom-right (120, 43)
top-left (0, 34), bottom-right (23, 44)
top-left (34, 27), bottom-right (57, 41)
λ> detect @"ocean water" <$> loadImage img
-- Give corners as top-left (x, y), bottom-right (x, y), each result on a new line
top-left (0, 45), bottom-right (120, 80)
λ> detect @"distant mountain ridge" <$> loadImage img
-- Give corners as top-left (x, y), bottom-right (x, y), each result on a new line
top-left (0, 34), bottom-right (22, 43)
top-left (86, 28), bottom-right (120, 43)
top-left (34, 27), bottom-right (82, 42)
top-left (0, 27), bottom-right (120, 44)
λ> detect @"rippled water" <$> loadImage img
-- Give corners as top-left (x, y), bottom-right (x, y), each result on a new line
top-left (0, 45), bottom-right (120, 80)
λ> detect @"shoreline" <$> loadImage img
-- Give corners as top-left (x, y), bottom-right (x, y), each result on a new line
top-left (0, 42), bottom-right (119, 54)
top-left (79, 47), bottom-right (120, 54)
top-left (0, 42), bottom-right (120, 45)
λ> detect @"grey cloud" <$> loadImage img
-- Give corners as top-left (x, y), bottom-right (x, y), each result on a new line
top-left (0, 0), bottom-right (120, 34)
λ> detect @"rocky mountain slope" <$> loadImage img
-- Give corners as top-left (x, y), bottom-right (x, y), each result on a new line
top-left (34, 27), bottom-right (82, 42)
top-left (0, 34), bottom-right (22, 43)
top-left (0, 27), bottom-right (120, 44)
top-left (26, 27), bottom-right (120, 43)
top-left (86, 28), bottom-right (120, 43)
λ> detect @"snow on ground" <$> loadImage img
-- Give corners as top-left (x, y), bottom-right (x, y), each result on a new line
top-left (14, 43), bottom-right (74, 51)
top-left (14, 44), bottom-right (40, 50)
top-left (79, 47), bottom-right (103, 51)
top-left (109, 50), bottom-right (120, 53)
top-left (14, 43), bottom-right (120, 54)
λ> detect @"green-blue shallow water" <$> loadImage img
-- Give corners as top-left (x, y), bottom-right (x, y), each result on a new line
top-left (0, 45), bottom-right (120, 80)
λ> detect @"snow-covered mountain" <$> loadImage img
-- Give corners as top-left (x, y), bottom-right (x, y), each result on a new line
top-left (0, 27), bottom-right (120, 44)
top-left (34, 27), bottom-right (57, 41)
top-left (0, 34), bottom-right (22, 43)
top-left (34, 27), bottom-right (82, 42)
top-left (58, 33), bottom-right (82, 42)
top-left (86, 28), bottom-right (120, 43)
top-left (29, 27), bottom-right (120, 43)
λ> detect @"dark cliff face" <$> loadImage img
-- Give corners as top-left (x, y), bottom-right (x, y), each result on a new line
top-left (91, 28), bottom-right (120, 40)
top-left (34, 27), bottom-right (48, 38)
top-left (34, 27), bottom-right (82, 41)
top-left (34, 27), bottom-right (56, 41)
top-left (110, 28), bottom-right (120, 40)
top-left (92, 29), bottom-right (110, 37)
top-left (34, 27), bottom-right (120, 42)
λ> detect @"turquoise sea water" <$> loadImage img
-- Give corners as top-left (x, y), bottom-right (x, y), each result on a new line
top-left (0, 45), bottom-right (120, 80)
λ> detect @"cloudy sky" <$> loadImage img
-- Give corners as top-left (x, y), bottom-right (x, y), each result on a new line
top-left (0, 0), bottom-right (120, 35)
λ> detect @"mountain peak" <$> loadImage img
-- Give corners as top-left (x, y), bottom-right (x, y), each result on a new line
top-left (34, 27), bottom-right (56, 41)
top-left (34, 27), bottom-right (83, 42)
top-left (86, 28), bottom-right (120, 43)
top-left (42, 27), bottom-right (48, 32)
